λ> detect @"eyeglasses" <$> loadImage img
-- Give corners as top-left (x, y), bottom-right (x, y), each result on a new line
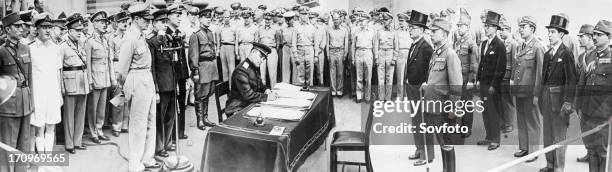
top-left (594, 32), bottom-right (608, 37)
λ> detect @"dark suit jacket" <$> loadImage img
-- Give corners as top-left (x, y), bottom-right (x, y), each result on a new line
top-left (541, 43), bottom-right (576, 103)
top-left (167, 27), bottom-right (190, 80)
top-left (477, 36), bottom-right (507, 91)
top-left (148, 33), bottom-right (177, 93)
top-left (225, 59), bottom-right (268, 115)
top-left (404, 37), bottom-right (433, 85)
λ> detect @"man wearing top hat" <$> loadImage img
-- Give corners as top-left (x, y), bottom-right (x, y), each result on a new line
top-left (116, 3), bottom-right (161, 171)
top-left (374, 12), bottom-right (397, 101)
top-left (225, 42), bottom-right (278, 116)
top-left (405, 10), bottom-right (434, 161)
top-left (147, 8), bottom-right (176, 158)
top-left (85, 10), bottom-right (115, 143)
top-left (279, 11), bottom-right (296, 84)
top-left (0, 12), bottom-right (34, 172)
top-left (109, 11), bottom-right (131, 136)
top-left (414, 17), bottom-right (463, 167)
top-left (188, 8), bottom-right (219, 130)
top-left (59, 13), bottom-right (90, 153)
top-left (511, 15), bottom-right (544, 162)
top-left (167, 3), bottom-right (191, 138)
top-left (575, 20), bottom-right (612, 172)
top-left (538, 14), bottom-right (577, 172)
top-left (476, 10), bottom-right (506, 151)
top-left (257, 12), bottom-right (281, 88)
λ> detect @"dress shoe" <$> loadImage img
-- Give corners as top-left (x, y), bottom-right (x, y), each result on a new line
top-left (75, 145), bottom-right (87, 150)
top-left (526, 156), bottom-right (538, 163)
top-left (355, 99), bottom-right (362, 103)
top-left (120, 129), bottom-right (129, 133)
top-left (112, 131), bottom-right (120, 137)
top-left (413, 160), bottom-right (433, 166)
top-left (179, 134), bottom-right (188, 140)
top-left (577, 154), bottom-right (589, 163)
top-left (539, 167), bottom-right (553, 172)
top-left (477, 140), bottom-right (490, 145)
top-left (65, 148), bottom-right (75, 154)
top-left (514, 150), bottom-right (528, 157)
top-left (98, 135), bottom-right (110, 141)
top-left (187, 102), bottom-right (195, 106)
top-left (408, 153), bottom-right (421, 160)
top-left (166, 144), bottom-right (176, 151)
top-left (91, 137), bottom-right (101, 144)
top-left (156, 150), bottom-right (169, 157)
top-left (488, 143), bottom-right (500, 150)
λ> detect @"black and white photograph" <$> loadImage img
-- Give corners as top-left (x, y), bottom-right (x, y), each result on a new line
top-left (0, 0), bottom-right (611, 171)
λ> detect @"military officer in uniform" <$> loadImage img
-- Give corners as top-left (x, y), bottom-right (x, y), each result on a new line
top-left (147, 8), bottom-right (176, 158)
top-left (512, 16), bottom-right (544, 162)
top-left (188, 8), bottom-right (218, 129)
top-left (374, 12), bottom-right (397, 101)
top-left (237, 10), bottom-right (258, 62)
top-left (216, 11), bottom-right (238, 82)
top-left (292, 6), bottom-right (316, 87)
top-left (85, 11), bottom-right (114, 143)
top-left (406, 10), bottom-right (434, 161)
top-left (167, 3), bottom-right (191, 137)
top-left (313, 15), bottom-right (327, 86)
top-left (327, 13), bottom-right (349, 96)
top-left (109, 11), bottom-right (131, 136)
top-left (117, 4), bottom-right (161, 171)
top-left (225, 43), bottom-right (278, 116)
top-left (576, 20), bottom-right (612, 172)
top-left (395, 12), bottom-right (412, 99)
top-left (257, 12), bottom-right (280, 87)
top-left (476, 11), bottom-right (506, 151)
top-left (452, 8), bottom-right (479, 138)
top-left (539, 14), bottom-right (577, 172)
top-left (0, 12), bottom-right (33, 172)
top-left (575, 24), bottom-right (596, 163)
top-left (279, 11), bottom-right (296, 83)
top-left (499, 15), bottom-right (517, 134)
top-left (413, 17), bottom-right (463, 167)
top-left (351, 11), bottom-right (376, 102)
top-left (60, 14), bottom-right (90, 153)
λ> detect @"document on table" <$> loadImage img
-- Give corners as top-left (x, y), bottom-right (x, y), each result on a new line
top-left (269, 126), bottom-right (286, 136)
top-left (274, 90), bottom-right (316, 100)
top-left (246, 106), bottom-right (306, 121)
top-left (273, 83), bottom-right (302, 91)
top-left (260, 97), bottom-right (313, 108)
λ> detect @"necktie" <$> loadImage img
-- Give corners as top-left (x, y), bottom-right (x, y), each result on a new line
top-left (521, 43), bottom-right (526, 51)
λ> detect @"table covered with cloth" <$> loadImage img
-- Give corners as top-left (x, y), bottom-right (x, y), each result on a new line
top-left (200, 87), bottom-right (336, 172)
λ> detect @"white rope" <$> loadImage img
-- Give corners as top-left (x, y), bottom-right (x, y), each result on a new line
top-left (486, 121), bottom-right (610, 172)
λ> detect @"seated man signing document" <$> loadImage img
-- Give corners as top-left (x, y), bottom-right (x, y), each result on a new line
top-left (225, 42), bottom-right (278, 116)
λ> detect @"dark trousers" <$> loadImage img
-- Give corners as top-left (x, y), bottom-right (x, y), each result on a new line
top-left (0, 115), bottom-right (32, 172)
top-left (540, 88), bottom-right (568, 171)
top-left (177, 79), bottom-right (187, 136)
top-left (516, 96), bottom-right (541, 152)
top-left (481, 86), bottom-right (503, 143)
top-left (500, 80), bottom-right (516, 128)
top-left (156, 92), bottom-right (176, 151)
top-left (581, 115), bottom-right (608, 172)
top-left (460, 82), bottom-right (475, 134)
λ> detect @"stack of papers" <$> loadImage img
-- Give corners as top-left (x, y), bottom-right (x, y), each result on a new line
top-left (260, 98), bottom-right (312, 108)
top-left (246, 106), bottom-right (305, 121)
top-left (274, 90), bottom-right (316, 100)
top-left (273, 83), bottom-right (303, 91)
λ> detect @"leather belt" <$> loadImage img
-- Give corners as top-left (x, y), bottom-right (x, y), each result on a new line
top-left (199, 57), bottom-right (215, 62)
top-left (16, 80), bottom-right (28, 88)
top-left (356, 47), bottom-right (372, 50)
top-left (221, 42), bottom-right (235, 45)
top-left (63, 66), bottom-right (86, 71)
top-left (130, 67), bottom-right (150, 70)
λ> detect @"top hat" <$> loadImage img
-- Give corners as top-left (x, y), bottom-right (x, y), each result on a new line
top-left (483, 11), bottom-right (501, 30)
top-left (408, 10), bottom-right (428, 29)
top-left (545, 14), bottom-right (569, 34)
